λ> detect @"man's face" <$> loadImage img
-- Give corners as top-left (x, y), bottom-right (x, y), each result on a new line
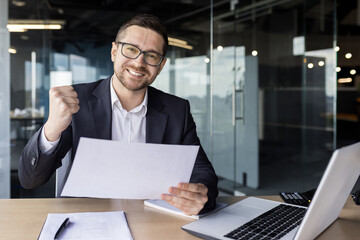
top-left (111, 25), bottom-right (167, 92)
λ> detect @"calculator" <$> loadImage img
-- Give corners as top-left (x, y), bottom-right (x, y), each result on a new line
top-left (279, 188), bottom-right (316, 207)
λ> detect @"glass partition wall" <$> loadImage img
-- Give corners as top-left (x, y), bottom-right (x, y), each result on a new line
top-left (210, 0), bottom-right (337, 194)
top-left (1, 0), bottom-right (10, 198)
top-left (9, 2), bottom-right (54, 197)
top-left (8, 0), bottom-right (336, 198)
top-left (160, 0), bottom-right (337, 195)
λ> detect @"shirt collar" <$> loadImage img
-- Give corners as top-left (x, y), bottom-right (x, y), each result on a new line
top-left (110, 76), bottom-right (148, 116)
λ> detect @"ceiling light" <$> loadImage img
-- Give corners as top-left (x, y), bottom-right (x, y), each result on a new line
top-left (335, 67), bottom-right (341, 72)
top-left (8, 28), bottom-right (27, 32)
top-left (252, 50), bottom-right (258, 56)
top-left (307, 63), bottom-right (314, 69)
top-left (318, 61), bottom-right (325, 67)
top-left (20, 35), bottom-right (29, 40)
top-left (204, 58), bottom-right (210, 63)
top-left (338, 78), bottom-right (352, 83)
top-left (168, 42), bottom-right (193, 50)
top-left (168, 37), bottom-right (187, 45)
top-left (350, 69), bottom-right (356, 75)
top-left (345, 53), bottom-right (352, 59)
top-left (217, 46), bottom-right (223, 52)
top-left (168, 36), bottom-right (193, 50)
top-left (7, 24), bottom-right (62, 31)
top-left (12, 0), bottom-right (26, 7)
top-left (7, 20), bottom-right (65, 32)
top-left (334, 46), bottom-right (340, 52)
top-left (8, 48), bottom-right (17, 54)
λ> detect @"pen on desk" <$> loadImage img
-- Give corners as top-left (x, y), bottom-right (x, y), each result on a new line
top-left (54, 217), bottom-right (71, 239)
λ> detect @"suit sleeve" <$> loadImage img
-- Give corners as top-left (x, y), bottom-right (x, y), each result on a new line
top-left (182, 101), bottom-right (219, 212)
top-left (18, 125), bottom-right (73, 189)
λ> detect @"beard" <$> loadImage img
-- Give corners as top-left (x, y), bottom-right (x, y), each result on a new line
top-left (114, 64), bottom-right (153, 92)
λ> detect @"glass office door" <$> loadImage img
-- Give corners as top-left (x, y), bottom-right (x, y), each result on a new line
top-left (211, 45), bottom-right (259, 191)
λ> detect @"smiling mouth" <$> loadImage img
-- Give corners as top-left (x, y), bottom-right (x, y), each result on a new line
top-left (127, 69), bottom-right (145, 77)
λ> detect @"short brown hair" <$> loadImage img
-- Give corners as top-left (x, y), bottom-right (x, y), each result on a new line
top-left (115, 14), bottom-right (168, 56)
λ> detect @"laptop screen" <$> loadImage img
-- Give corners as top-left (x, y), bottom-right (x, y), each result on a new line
top-left (295, 142), bottom-right (360, 239)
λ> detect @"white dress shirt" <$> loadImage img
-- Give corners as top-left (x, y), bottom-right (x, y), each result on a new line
top-left (39, 77), bottom-right (147, 154)
top-left (110, 78), bottom-right (147, 143)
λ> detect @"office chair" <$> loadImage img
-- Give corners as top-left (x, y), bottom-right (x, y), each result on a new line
top-left (351, 190), bottom-right (360, 205)
top-left (55, 150), bottom-right (72, 197)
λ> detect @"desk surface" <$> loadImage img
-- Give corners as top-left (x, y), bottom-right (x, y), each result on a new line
top-left (0, 196), bottom-right (359, 240)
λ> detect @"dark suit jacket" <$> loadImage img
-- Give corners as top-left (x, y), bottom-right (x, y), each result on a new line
top-left (19, 76), bottom-right (218, 210)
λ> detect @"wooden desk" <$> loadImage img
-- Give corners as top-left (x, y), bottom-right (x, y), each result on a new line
top-left (0, 196), bottom-right (359, 240)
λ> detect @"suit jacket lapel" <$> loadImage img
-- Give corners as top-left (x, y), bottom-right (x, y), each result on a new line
top-left (88, 77), bottom-right (112, 140)
top-left (87, 82), bottom-right (167, 142)
top-left (146, 87), bottom-right (168, 143)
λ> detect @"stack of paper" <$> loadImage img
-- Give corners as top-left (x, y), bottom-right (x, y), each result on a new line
top-left (38, 211), bottom-right (133, 240)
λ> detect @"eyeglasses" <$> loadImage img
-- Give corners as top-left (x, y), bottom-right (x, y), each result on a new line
top-left (116, 42), bottom-right (165, 66)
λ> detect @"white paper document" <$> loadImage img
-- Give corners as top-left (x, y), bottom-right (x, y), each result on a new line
top-left (144, 199), bottom-right (227, 219)
top-left (61, 137), bottom-right (199, 199)
top-left (38, 211), bottom-right (133, 240)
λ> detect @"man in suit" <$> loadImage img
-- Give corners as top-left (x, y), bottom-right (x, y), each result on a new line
top-left (19, 14), bottom-right (218, 215)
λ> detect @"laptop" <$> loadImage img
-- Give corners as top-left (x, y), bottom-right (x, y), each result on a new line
top-left (182, 142), bottom-right (360, 240)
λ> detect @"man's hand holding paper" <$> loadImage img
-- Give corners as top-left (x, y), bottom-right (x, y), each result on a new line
top-left (162, 182), bottom-right (208, 215)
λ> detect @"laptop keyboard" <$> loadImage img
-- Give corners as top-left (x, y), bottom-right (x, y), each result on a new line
top-left (224, 204), bottom-right (306, 240)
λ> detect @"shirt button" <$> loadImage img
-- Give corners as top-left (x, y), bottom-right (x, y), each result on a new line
top-left (125, 117), bottom-right (129, 121)
top-left (31, 157), bottom-right (36, 166)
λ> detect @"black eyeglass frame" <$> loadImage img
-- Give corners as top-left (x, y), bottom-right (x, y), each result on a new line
top-left (116, 42), bottom-right (165, 67)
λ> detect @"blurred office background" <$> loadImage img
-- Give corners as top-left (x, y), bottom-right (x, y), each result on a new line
top-left (1, 0), bottom-right (359, 198)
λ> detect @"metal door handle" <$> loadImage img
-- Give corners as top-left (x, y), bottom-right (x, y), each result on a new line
top-left (232, 83), bottom-right (245, 126)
